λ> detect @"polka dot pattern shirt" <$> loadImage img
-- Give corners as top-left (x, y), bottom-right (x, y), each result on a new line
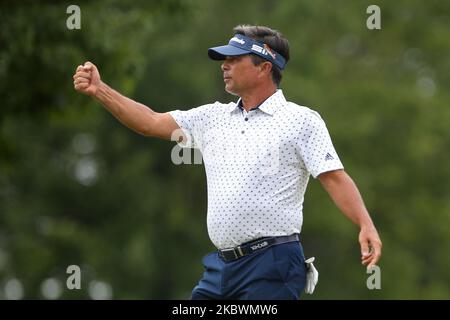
top-left (169, 90), bottom-right (343, 249)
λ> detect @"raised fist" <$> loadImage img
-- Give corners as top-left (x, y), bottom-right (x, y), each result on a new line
top-left (73, 61), bottom-right (101, 96)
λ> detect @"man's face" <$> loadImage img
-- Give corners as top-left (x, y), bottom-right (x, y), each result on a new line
top-left (221, 55), bottom-right (262, 96)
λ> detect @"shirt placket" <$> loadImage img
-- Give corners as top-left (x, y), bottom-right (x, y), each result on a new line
top-left (240, 109), bottom-right (253, 135)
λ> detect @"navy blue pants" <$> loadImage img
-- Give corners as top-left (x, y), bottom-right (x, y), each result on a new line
top-left (191, 241), bottom-right (307, 300)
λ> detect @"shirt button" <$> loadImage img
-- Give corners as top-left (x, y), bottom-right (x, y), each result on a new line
top-left (245, 118), bottom-right (248, 121)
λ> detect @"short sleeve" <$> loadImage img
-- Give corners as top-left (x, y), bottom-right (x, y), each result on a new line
top-left (297, 110), bottom-right (344, 178)
top-left (168, 103), bottom-right (216, 150)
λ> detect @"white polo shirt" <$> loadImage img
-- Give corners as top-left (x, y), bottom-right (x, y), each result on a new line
top-left (169, 90), bottom-right (343, 249)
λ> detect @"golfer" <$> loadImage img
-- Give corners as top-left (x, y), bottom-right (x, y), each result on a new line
top-left (73, 25), bottom-right (382, 300)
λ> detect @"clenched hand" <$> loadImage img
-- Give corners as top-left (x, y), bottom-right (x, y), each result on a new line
top-left (73, 61), bottom-right (101, 96)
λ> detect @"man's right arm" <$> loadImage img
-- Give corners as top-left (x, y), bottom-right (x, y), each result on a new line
top-left (73, 61), bottom-right (181, 141)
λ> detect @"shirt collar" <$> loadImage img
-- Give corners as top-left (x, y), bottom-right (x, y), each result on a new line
top-left (228, 89), bottom-right (286, 115)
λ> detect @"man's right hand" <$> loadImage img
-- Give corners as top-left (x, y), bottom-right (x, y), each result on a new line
top-left (73, 61), bottom-right (101, 96)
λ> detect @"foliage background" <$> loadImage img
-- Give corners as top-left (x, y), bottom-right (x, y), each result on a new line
top-left (0, 0), bottom-right (449, 299)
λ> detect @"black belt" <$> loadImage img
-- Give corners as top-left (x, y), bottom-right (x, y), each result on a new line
top-left (218, 234), bottom-right (300, 262)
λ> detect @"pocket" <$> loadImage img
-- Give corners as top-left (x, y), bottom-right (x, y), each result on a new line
top-left (271, 243), bottom-right (307, 297)
top-left (271, 242), bottom-right (305, 273)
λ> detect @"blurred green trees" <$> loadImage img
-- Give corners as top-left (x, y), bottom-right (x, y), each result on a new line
top-left (0, 0), bottom-right (449, 299)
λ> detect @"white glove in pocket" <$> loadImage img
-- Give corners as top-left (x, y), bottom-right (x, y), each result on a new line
top-left (304, 257), bottom-right (319, 294)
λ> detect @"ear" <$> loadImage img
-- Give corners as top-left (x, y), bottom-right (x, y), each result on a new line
top-left (258, 61), bottom-right (273, 78)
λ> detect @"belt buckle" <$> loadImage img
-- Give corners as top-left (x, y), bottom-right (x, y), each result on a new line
top-left (220, 248), bottom-right (237, 260)
top-left (221, 246), bottom-right (244, 261)
top-left (237, 246), bottom-right (244, 257)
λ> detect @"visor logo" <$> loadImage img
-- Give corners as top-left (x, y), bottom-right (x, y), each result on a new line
top-left (251, 44), bottom-right (276, 60)
top-left (230, 37), bottom-right (245, 45)
top-left (264, 44), bottom-right (276, 59)
top-left (251, 44), bottom-right (264, 54)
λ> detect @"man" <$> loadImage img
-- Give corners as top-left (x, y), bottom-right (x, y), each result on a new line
top-left (73, 25), bottom-right (382, 300)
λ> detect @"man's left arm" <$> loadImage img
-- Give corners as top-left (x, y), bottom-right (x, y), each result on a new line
top-left (318, 169), bottom-right (382, 269)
